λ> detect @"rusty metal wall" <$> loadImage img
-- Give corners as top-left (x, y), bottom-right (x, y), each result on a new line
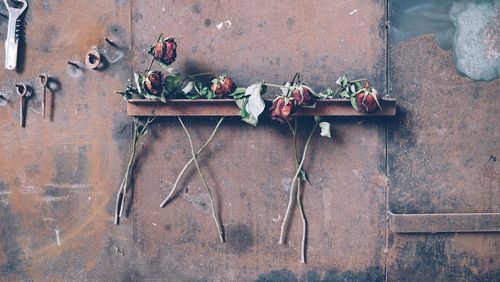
top-left (387, 0), bottom-right (499, 281)
top-left (0, 0), bottom-right (498, 281)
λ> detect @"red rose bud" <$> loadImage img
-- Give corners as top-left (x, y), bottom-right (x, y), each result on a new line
top-left (291, 85), bottom-right (313, 106)
top-left (355, 84), bottom-right (381, 113)
top-left (270, 97), bottom-right (294, 122)
top-left (143, 71), bottom-right (164, 95)
top-left (210, 75), bottom-right (237, 98)
top-left (152, 37), bottom-right (177, 65)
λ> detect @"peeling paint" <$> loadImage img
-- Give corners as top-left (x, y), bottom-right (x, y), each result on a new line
top-left (216, 20), bottom-right (232, 30)
top-left (390, 0), bottom-right (500, 81)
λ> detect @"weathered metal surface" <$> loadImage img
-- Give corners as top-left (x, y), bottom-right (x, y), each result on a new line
top-left (388, 212), bottom-right (500, 233)
top-left (1, 0), bottom-right (497, 281)
top-left (0, 0), bottom-right (134, 281)
top-left (130, 0), bottom-right (387, 280)
top-left (127, 98), bottom-right (397, 117)
top-left (387, 0), bottom-right (500, 280)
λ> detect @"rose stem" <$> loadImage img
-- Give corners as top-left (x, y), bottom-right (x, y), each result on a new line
top-left (160, 117), bottom-right (225, 207)
top-left (177, 117), bottom-right (225, 243)
top-left (280, 123), bottom-right (298, 244)
top-left (351, 78), bottom-right (369, 83)
top-left (263, 83), bottom-right (290, 89)
top-left (188, 72), bottom-right (215, 78)
top-left (114, 118), bottom-right (139, 224)
top-left (114, 117), bottom-right (155, 224)
top-left (279, 119), bottom-right (318, 245)
top-left (147, 57), bottom-right (155, 72)
top-left (293, 118), bottom-right (307, 264)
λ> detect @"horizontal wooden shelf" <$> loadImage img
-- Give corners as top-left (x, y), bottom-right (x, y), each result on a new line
top-left (127, 98), bottom-right (396, 117)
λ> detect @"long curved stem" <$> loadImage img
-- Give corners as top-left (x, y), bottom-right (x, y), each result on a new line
top-left (279, 119), bottom-right (318, 244)
top-left (280, 123), bottom-right (297, 244)
top-left (114, 117), bottom-right (155, 224)
top-left (177, 117), bottom-right (225, 243)
top-left (293, 119), bottom-right (307, 263)
top-left (160, 117), bottom-right (225, 207)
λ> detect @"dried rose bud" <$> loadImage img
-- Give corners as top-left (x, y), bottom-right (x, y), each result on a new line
top-left (151, 37), bottom-right (177, 65)
top-left (270, 97), bottom-right (294, 122)
top-left (291, 85), bottom-right (313, 106)
top-left (355, 83), bottom-right (381, 113)
top-left (210, 75), bottom-right (237, 98)
top-left (143, 71), bottom-right (164, 96)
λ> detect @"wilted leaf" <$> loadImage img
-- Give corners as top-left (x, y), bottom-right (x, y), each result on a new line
top-left (353, 82), bottom-right (363, 93)
top-left (340, 90), bottom-right (350, 99)
top-left (336, 75), bottom-right (348, 86)
top-left (245, 83), bottom-right (265, 120)
top-left (350, 96), bottom-right (358, 111)
top-left (299, 169), bottom-right (310, 184)
top-left (244, 83), bottom-right (261, 97)
top-left (134, 72), bottom-right (144, 94)
top-left (230, 87), bottom-right (247, 99)
top-left (319, 121), bottom-right (331, 138)
top-left (235, 97), bottom-right (258, 126)
top-left (182, 81), bottom-right (194, 94)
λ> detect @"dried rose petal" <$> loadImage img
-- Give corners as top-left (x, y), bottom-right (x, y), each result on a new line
top-left (270, 97), bottom-right (294, 122)
top-left (355, 88), bottom-right (381, 113)
top-left (143, 71), bottom-right (164, 95)
top-left (152, 37), bottom-right (177, 65)
top-left (211, 75), bottom-right (237, 98)
top-left (292, 86), bottom-right (313, 106)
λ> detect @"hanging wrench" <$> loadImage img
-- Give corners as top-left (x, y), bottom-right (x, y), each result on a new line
top-left (3, 0), bottom-right (28, 70)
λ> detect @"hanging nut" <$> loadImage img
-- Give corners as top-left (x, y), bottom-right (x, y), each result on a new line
top-left (85, 49), bottom-right (102, 70)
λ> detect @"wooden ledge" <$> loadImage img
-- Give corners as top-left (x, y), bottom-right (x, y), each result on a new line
top-left (127, 98), bottom-right (396, 117)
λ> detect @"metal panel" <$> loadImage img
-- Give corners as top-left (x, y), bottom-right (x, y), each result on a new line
top-left (0, 1), bottom-right (134, 281)
top-left (388, 212), bottom-right (500, 233)
top-left (130, 0), bottom-right (388, 280)
top-left (387, 0), bottom-right (500, 280)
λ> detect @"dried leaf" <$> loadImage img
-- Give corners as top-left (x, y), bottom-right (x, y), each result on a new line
top-left (319, 122), bottom-right (331, 138)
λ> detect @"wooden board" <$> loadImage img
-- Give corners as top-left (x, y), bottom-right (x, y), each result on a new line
top-left (127, 98), bottom-right (397, 117)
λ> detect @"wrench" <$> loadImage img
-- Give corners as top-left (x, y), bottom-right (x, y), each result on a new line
top-left (3, 0), bottom-right (28, 70)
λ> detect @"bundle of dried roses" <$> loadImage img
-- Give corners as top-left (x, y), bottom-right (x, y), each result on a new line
top-left (115, 34), bottom-right (383, 263)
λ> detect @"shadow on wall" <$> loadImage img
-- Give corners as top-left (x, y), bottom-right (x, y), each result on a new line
top-left (390, 0), bottom-right (499, 81)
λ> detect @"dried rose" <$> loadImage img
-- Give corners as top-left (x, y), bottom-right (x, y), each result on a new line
top-left (143, 71), bottom-right (164, 96)
top-left (210, 75), bottom-right (237, 98)
top-left (151, 36), bottom-right (177, 65)
top-left (270, 97), bottom-right (294, 122)
top-left (291, 84), bottom-right (313, 106)
top-left (354, 83), bottom-right (381, 113)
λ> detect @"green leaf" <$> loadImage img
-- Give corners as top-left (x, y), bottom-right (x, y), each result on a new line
top-left (340, 90), bottom-right (350, 99)
top-left (325, 87), bottom-right (334, 97)
top-left (319, 121), bottom-right (331, 138)
top-left (230, 87), bottom-right (247, 99)
top-left (235, 97), bottom-right (258, 126)
top-left (134, 72), bottom-right (144, 94)
top-left (350, 96), bottom-right (358, 111)
top-left (299, 169), bottom-right (310, 184)
top-left (163, 74), bottom-right (183, 97)
top-left (353, 82), bottom-right (363, 93)
top-left (235, 97), bottom-right (247, 109)
top-left (336, 75), bottom-right (348, 86)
